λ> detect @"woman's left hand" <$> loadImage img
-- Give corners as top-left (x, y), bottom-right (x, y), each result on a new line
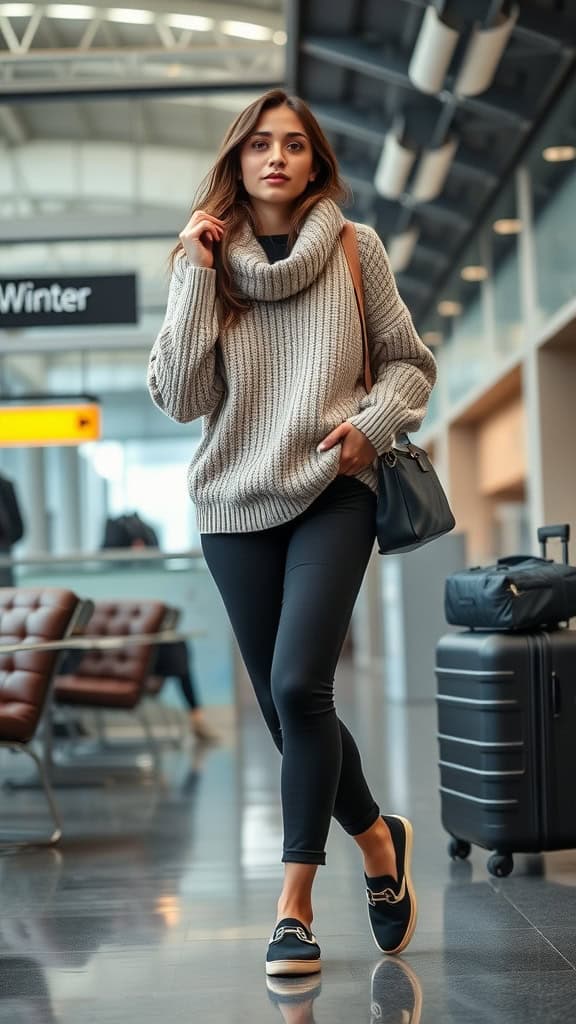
top-left (317, 423), bottom-right (377, 475)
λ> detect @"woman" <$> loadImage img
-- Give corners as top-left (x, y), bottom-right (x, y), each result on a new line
top-left (147, 89), bottom-right (436, 976)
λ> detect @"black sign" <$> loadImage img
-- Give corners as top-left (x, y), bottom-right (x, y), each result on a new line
top-left (0, 274), bottom-right (137, 328)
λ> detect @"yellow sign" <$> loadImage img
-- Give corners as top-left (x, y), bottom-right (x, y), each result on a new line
top-left (0, 402), bottom-right (101, 446)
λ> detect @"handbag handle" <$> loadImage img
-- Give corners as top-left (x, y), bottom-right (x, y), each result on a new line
top-left (340, 223), bottom-right (373, 394)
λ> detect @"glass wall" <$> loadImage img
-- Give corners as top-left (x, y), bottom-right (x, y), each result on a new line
top-left (13, 551), bottom-right (234, 706)
top-left (491, 181), bottom-right (524, 358)
top-left (527, 84), bottom-right (576, 327)
top-left (420, 178), bottom-right (525, 413)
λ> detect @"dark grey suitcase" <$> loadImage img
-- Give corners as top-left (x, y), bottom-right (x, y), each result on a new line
top-left (436, 527), bottom-right (576, 877)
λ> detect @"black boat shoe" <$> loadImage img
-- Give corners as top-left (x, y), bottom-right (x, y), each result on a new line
top-left (265, 918), bottom-right (322, 976)
top-left (365, 815), bottom-right (417, 955)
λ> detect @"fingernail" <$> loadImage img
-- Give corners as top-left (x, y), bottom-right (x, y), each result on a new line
top-left (317, 444), bottom-right (326, 452)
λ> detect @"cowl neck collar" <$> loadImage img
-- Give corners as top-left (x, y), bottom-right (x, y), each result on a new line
top-left (228, 198), bottom-right (345, 302)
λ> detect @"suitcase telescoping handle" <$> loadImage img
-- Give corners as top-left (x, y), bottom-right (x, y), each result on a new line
top-left (537, 524), bottom-right (570, 564)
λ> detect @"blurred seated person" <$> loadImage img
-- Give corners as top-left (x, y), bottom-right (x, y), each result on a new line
top-left (101, 513), bottom-right (219, 743)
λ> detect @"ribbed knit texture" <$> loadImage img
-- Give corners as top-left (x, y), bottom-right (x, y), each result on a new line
top-left (147, 199), bottom-right (437, 533)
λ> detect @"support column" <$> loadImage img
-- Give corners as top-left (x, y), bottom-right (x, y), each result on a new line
top-left (517, 165), bottom-right (544, 548)
top-left (79, 453), bottom-right (109, 550)
top-left (51, 447), bottom-right (82, 553)
top-left (16, 447), bottom-right (50, 553)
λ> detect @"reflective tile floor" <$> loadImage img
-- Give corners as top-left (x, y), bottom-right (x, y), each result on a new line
top-left (1, 663), bottom-right (576, 1023)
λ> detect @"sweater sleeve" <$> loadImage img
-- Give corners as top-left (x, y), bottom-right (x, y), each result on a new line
top-left (147, 256), bottom-right (224, 423)
top-left (346, 224), bottom-right (437, 454)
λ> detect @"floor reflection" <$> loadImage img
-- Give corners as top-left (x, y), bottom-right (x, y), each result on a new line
top-left (265, 958), bottom-right (423, 1024)
top-left (0, 956), bottom-right (57, 1024)
top-left (266, 975), bottom-right (322, 1024)
top-left (369, 959), bottom-right (422, 1023)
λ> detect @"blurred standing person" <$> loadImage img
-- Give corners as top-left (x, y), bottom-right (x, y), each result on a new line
top-left (0, 473), bottom-right (24, 586)
top-left (148, 90), bottom-right (436, 975)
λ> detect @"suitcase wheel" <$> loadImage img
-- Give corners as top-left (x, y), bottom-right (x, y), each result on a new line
top-left (448, 837), bottom-right (471, 861)
top-left (487, 852), bottom-right (514, 878)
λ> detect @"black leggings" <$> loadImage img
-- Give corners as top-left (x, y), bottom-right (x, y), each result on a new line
top-left (201, 476), bottom-right (380, 865)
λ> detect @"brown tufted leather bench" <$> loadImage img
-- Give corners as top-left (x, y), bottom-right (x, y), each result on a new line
top-left (0, 587), bottom-right (84, 844)
top-left (54, 600), bottom-right (169, 711)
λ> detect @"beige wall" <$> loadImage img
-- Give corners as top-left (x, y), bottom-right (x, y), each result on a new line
top-left (477, 397), bottom-right (526, 497)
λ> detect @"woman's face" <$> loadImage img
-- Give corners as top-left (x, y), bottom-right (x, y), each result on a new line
top-left (238, 104), bottom-right (316, 209)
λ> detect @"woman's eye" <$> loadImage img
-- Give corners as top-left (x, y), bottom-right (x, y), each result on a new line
top-left (252, 141), bottom-right (268, 150)
top-left (287, 143), bottom-right (303, 151)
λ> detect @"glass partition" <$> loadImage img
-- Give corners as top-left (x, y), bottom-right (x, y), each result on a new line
top-left (527, 84), bottom-right (576, 328)
top-left (491, 180), bottom-right (524, 357)
top-left (8, 551), bottom-right (235, 708)
top-left (446, 291), bottom-right (488, 406)
top-left (426, 175), bottom-right (524, 410)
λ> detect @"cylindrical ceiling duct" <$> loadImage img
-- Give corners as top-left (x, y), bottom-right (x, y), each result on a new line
top-left (456, 5), bottom-right (519, 97)
top-left (411, 138), bottom-right (458, 202)
top-left (374, 132), bottom-right (416, 200)
top-left (388, 227), bottom-right (420, 273)
top-left (408, 5), bottom-right (460, 95)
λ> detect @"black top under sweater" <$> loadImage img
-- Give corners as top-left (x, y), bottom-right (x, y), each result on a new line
top-left (257, 234), bottom-right (290, 264)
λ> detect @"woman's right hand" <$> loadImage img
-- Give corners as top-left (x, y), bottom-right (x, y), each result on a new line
top-left (179, 210), bottom-right (225, 269)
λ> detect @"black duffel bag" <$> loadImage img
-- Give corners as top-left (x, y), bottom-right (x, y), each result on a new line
top-left (445, 524), bottom-right (576, 631)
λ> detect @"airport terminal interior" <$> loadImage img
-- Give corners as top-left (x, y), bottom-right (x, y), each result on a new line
top-left (1, 0), bottom-right (576, 1020)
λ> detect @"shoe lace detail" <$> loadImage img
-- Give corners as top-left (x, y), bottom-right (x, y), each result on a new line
top-left (271, 925), bottom-right (317, 945)
top-left (366, 877), bottom-right (405, 907)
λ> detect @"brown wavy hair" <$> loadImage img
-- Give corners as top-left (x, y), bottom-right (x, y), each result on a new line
top-left (169, 89), bottom-right (349, 329)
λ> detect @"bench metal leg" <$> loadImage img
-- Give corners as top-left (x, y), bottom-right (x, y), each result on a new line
top-left (0, 742), bottom-right (62, 846)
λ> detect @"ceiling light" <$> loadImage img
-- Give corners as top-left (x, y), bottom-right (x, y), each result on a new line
top-left (409, 5), bottom-right (460, 95)
top-left (437, 300), bottom-right (462, 317)
top-left (461, 265), bottom-right (488, 282)
top-left (388, 228), bottom-right (420, 273)
top-left (106, 7), bottom-right (154, 24)
top-left (543, 145), bottom-right (576, 163)
top-left (273, 29), bottom-right (287, 45)
top-left (0, 3), bottom-right (33, 13)
top-left (422, 331), bottom-right (443, 347)
top-left (220, 20), bottom-right (273, 41)
top-left (456, 4), bottom-right (519, 97)
top-left (374, 132), bottom-right (416, 200)
top-left (411, 138), bottom-right (458, 202)
top-left (47, 4), bottom-right (94, 17)
top-left (493, 218), bottom-right (522, 235)
top-left (165, 13), bottom-right (214, 32)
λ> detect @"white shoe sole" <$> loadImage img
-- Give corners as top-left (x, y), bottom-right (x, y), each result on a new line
top-left (368, 814), bottom-right (418, 956)
top-left (265, 958), bottom-right (322, 977)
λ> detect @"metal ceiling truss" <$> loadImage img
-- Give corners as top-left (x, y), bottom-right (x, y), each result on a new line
top-left (0, 3), bottom-right (285, 98)
top-left (287, 0), bottom-right (576, 325)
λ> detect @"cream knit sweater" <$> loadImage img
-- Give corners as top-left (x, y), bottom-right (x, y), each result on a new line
top-left (147, 199), bottom-right (437, 533)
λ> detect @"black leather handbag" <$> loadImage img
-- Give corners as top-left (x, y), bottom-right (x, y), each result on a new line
top-left (374, 434), bottom-right (456, 554)
top-left (341, 223), bottom-right (455, 555)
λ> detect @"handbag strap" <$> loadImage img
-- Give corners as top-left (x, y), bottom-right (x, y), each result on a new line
top-left (340, 222), bottom-right (373, 393)
top-left (340, 222), bottom-right (412, 449)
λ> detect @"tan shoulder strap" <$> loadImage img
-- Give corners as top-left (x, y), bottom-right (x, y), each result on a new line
top-left (340, 222), bottom-right (373, 393)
